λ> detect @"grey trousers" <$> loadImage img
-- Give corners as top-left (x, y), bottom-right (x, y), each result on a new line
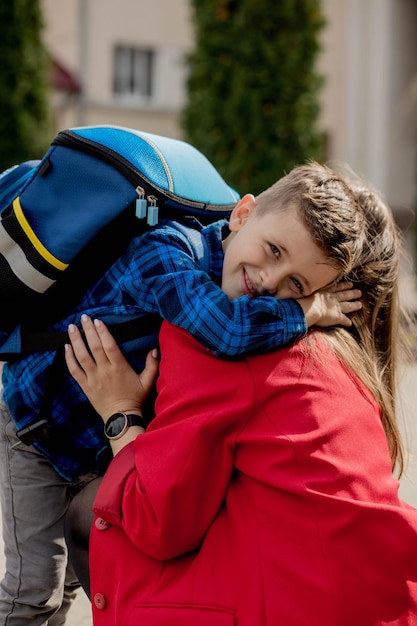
top-left (0, 402), bottom-right (90, 625)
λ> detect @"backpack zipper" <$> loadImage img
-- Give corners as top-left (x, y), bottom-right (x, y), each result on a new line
top-left (52, 129), bottom-right (231, 213)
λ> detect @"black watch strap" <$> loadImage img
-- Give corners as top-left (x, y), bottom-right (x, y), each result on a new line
top-left (104, 412), bottom-right (148, 440)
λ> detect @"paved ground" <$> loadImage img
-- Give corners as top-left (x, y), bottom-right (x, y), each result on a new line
top-left (397, 363), bottom-right (417, 508)
top-left (66, 589), bottom-right (92, 626)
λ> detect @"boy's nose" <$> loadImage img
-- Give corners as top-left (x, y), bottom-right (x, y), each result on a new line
top-left (259, 268), bottom-right (281, 295)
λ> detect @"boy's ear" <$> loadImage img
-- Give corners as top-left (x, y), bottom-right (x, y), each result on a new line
top-left (229, 194), bottom-right (256, 232)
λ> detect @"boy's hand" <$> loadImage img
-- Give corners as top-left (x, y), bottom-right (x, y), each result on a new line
top-left (65, 314), bottom-right (159, 421)
top-left (298, 281), bottom-right (362, 328)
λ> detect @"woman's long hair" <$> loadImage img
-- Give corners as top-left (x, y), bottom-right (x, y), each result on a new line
top-left (256, 162), bottom-right (406, 473)
top-left (323, 183), bottom-right (405, 474)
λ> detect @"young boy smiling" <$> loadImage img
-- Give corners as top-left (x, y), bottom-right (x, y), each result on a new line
top-left (0, 161), bottom-right (362, 624)
top-left (222, 194), bottom-right (340, 302)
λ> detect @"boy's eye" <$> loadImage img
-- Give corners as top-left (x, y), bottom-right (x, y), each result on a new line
top-left (269, 243), bottom-right (280, 258)
top-left (291, 277), bottom-right (303, 294)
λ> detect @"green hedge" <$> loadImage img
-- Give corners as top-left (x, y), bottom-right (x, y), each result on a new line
top-left (182, 0), bottom-right (326, 196)
top-left (0, 0), bottom-right (51, 171)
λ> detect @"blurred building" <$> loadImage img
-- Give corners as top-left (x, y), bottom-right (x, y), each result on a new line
top-left (41, 0), bottom-right (417, 227)
top-left (42, 0), bottom-right (191, 139)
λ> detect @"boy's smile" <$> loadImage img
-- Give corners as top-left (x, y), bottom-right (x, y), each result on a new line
top-left (242, 269), bottom-right (259, 298)
top-left (222, 195), bottom-right (339, 301)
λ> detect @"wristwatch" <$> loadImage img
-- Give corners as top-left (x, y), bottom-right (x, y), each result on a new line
top-left (104, 412), bottom-right (148, 440)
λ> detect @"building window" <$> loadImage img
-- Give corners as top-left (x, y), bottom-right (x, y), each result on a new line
top-left (114, 46), bottom-right (154, 98)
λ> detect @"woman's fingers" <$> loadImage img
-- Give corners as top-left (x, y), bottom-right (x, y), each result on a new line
top-left (138, 349), bottom-right (159, 395)
top-left (65, 318), bottom-right (159, 420)
top-left (90, 318), bottom-right (127, 366)
top-left (65, 316), bottom-right (110, 381)
top-left (79, 315), bottom-right (111, 366)
top-left (64, 340), bottom-right (84, 382)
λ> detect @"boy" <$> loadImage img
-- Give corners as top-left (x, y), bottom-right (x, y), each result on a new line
top-left (0, 162), bottom-right (362, 624)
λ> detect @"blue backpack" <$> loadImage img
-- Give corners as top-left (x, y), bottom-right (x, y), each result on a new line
top-left (0, 125), bottom-right (239, 359)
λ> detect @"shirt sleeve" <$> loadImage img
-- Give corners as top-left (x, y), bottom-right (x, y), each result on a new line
top-left (93, 324), bottom-right (255, 560)
top-left (121, 225), bottom-right (307, 357)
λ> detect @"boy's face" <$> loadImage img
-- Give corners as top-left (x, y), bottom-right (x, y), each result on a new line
top-left (221, 195), bottom-right (339, 301)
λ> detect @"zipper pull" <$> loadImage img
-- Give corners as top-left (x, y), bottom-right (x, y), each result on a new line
top-left (135, 186), bottom-right (147, 219)
top-left (147, 195), bottom-right (159, 226)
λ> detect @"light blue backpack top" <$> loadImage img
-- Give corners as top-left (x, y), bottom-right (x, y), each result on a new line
top-left (0, 125), bottom-right (240, 349)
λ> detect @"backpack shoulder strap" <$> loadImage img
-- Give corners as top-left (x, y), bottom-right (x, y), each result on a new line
top-left (167, 217), bottom-right (210, 275)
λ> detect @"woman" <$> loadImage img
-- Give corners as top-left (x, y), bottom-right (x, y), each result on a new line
top-left (65, 180), bottom-right (417, 625)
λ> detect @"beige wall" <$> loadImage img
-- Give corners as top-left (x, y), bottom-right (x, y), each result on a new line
top-left (41, 0), bottom-right (192, 133)
top-left (42, 0), bottom-right (417, 214)
top-left (319, 0), bottom-right (417, 215)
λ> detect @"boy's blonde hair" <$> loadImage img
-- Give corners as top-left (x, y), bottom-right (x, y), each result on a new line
top-left (255, 162), bottom-right (365, 278)
top-left (256, 162), bottom-right (405, 474)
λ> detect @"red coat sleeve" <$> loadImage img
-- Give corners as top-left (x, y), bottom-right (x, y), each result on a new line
top-left (93, 323), bottom-right (256, 560)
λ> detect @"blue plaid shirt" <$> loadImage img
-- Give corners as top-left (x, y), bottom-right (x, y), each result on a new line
top-left (2, 219), bottom-right (306, 481)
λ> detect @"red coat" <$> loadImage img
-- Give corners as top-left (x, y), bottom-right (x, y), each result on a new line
top-left (90, 322), bottom-right (417, 626)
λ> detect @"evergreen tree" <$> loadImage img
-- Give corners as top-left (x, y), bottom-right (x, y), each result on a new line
top-left (0, 0), bottom-right (51, 170)
top-left (182, 0), bottom-right (326, 195)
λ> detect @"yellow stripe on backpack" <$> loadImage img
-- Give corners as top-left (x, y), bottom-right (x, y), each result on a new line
top-left (13, 197), bottom-right (68, 271)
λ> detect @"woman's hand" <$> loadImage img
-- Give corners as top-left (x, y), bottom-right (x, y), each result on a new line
top-left (65, 314), bottom-right (159, 422)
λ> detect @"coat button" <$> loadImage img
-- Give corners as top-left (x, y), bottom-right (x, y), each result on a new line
top-left (93, 592), bottom-right (107, 610)
top-left (95, 516), bottom-right (110, 531)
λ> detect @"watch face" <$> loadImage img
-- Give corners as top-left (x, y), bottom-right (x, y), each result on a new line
top-left (105, 412), bottom-right (127, 439)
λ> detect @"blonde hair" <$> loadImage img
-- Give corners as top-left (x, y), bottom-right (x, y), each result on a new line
top-left (256, 162), bottom-right (405, 473)
top-left (325, 182), bottom-right (404, 474)
top-left (255, 162), bottom-right (366, 277)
